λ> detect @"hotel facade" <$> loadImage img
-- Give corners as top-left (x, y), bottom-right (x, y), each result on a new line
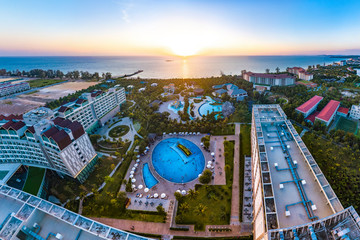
top-left (55, 86), bottom-right (126, 133)
top-left (242, 71), bottom-right (295, 87)
top-left (251, 104), bottom-right (360, 239)
top-left (0, 107), bottom-right (97, 183)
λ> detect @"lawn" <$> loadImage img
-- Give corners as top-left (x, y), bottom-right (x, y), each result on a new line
top-left (212, 124), bottom-right (235, 135)
top-left (28, 79), bottom-right (66, 88)
top-left (335, 116), bottom-right (358, 134)
top-left (175, 141), bottom-right (234, 231)
top-left (22, 167), bottom-right (45, 195)
top-left (293, 124), bottom-right (303, 135)
top-left (239, 124), bottom-right (251, 221)
top-left (108, 125), bottom-right (130, 138)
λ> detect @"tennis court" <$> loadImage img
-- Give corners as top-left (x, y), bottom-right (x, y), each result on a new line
top-left (335, 116), bottom-right (358, 134)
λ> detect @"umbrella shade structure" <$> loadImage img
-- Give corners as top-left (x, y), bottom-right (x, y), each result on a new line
top-left (134, 163), bottom-right (139, 167)
top-left (138, 185), bottom-right (143, 189)
top-left (198, 174), bottom-right (202, 177)
top-left (131, 184), bottom-right (136, 188)
top-left (144, 188), bottom-right (149, 193)
top-left (132, 167), bottom-right (136, 171)
top-left (130, 171), bottom-right (134, 175)
top-left (207, 164), bottom-right (211, 168)
top-left (136, 159), bottom-right (140, 163)
top-left (163, 132), bottom-right (166, 135)
top-left (208, 160), bottom-right (212, 165)
top-left (129, 174), bottom-right (134, 178)
top-left (176, 190), bottom-right (181, 193)
top-left (200, 142), bottom-right (204, 146)
top-left (211, 152), bottom-right (215, 156)
top-left (154, 193), bottom-right (159, 198)
top-left (137, 155), bottom-right (140, 158)
top-left (181, 190), bottom-right (186, 195)
top-left (161, 193), bottom-right (166, 199)
top-left (131, 178), bottom-right (136, 183)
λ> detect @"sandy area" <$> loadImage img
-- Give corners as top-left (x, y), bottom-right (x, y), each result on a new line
top-left (1, 81), bottom-right (98, 115)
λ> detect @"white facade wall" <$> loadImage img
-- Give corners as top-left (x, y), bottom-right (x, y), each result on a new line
top-left (350, 105), bottom-right (360, 120)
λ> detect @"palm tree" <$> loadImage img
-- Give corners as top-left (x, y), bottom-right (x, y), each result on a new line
top-left (275, 67), bottom-right (280, 73)
top-left (195, 204), bottom-right (207, 215)
top-left (188, 189), bottom-right (198, 199)
top-left (265, 68), bottom-right (270, 74)
top-left (179, 202), bottom-right (190, 212)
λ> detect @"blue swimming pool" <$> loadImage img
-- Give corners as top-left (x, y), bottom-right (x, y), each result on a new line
top-left (152, 138), bottom-right (205, 183)
top-left (198, 97), bottom-right (222, 116)
top-left (142, 163), bottom-right (159, 189)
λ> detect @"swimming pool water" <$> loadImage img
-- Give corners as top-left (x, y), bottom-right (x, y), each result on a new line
top-left (198, 102), bottom-right (222, 116)
top-left (152, 138), bottom-right (205, 183)
top-left (142, 163), bottom-right (159, 189)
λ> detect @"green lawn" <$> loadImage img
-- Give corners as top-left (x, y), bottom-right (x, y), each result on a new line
top-left (239, 124), bottom-right (251, 221)
top-left (28, 79), bottom-right (66, 88)
top-left (23, 167), bottom-right (45, 195)
top-left (294, 124), bottom-right (303, 135)
top-left (176, 141), bottom-right (234, 231)
top-left (212, 124), bottom-right (235, 135)
top-left (336, 117), bottom-right (358, 134)
top-left (108, 125), bottom-right (130, 138)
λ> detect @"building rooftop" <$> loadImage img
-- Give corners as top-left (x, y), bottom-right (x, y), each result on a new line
top-left (253, 105), bottom-right (343, 230)
top-left (245, 72), bottom-right (295, 79)
top-left (305, 111), bottom-right (320, 124)
top-left (316, 100), bottom-right (340, 122)
top-left (0, 184), bottom-right (151, 240)
top-left (296, 95), bottom-right (323, 113)
top-left (337, 106), bottom-right (349, 115)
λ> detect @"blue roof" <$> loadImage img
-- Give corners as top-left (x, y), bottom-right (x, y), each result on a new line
top-left (212, 84), bottom-right (224, 89)
top-left (215, 89), bottom-right (227, 94)
top-left (236, 96), bottom-right (245, 101)
top-left (230, 88), bottom-right (247, 96)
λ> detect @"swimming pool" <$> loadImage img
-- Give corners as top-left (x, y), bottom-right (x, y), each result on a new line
top-left (198, 100), bottom-right (222, 116)
top-left (142, 163), bottom-right (159, 189)
top-left (152, 138), bottom-right (205, 183)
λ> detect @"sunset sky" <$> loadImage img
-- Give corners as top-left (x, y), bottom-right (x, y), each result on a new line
top-left (1, 0), bottom-right (360, 56)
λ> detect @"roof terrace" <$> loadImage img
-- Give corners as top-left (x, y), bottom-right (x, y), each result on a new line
top-left (253, 105), bottom-right (343, 230)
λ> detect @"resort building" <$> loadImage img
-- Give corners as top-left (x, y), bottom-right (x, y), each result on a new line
top-left (0, 184), bottom-right (150, 240)
top-left (1, 107), bottom-right (97, 183)
top-left (315, 100), bottom-right (340, 126)
top-left (287, 67), bottom-right (314, 81)
top-left (163, 83), bottom-right (175, 94)
top-left (212, 83), bottom-right (248, 101)
top-left (54, 86), bottom-right (126, 133)
top-left (295, 95), bottom-right (324, 118)
top-left (337, 107), bottom-right (349, 118)
top-left (295, 81), bottom-right (318, 88)
top-left (350, 104), bottom-right (360, 120)
top-left (242, 71), bottom-right (295, 87)
top-left (251, 104), bottom-right (360, 239)
top-left (0, 81), bottom-right (30, 97)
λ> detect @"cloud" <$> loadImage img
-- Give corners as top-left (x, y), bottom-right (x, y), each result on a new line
top-left (115, 0), bottom-right (134, 23)
top-left (122, 9), bottom-right (130, 23)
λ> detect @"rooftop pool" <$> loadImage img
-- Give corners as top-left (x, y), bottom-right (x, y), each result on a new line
top-left (142, 163), bottom-right (159, 189)
top-left (152, 138), bottom-right (205, 183)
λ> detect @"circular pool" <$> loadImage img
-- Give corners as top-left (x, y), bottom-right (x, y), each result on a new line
top-left (198, 102), bottom-right (222, 116)
top-left (152, 138), bottom-right (205, 183)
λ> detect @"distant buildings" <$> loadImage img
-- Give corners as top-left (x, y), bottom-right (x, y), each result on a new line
top-left (163, 83), bottom-right (175, 94)
top-left (242, 71), bottom-right (295, 87)
top-left (295, 81), bottom-right (318, 88)
top-left (0, 81), bottom-right (30, 97)
top-left (54, 86), bottom-right (126, 133)
top-left (151, 82), bottom-right (158, 87)
top-left (295, 95), bottom-right (323, 118)
top-left (350, 104), bottom-right (360, 120)
top-left (251, 104), bottom-right (360, 239)
top-left (0, 107), bottom-right (97, 182)
top-left (212, 83), bottom-right (248, 101)
top-left (193, 88), bottom-right (204, 96)
top-left (287, 67), bottom-right (314, 81)
top-left (315, 100), bottom-right (340, 126)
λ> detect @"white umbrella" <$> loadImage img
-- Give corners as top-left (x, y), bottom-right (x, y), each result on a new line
top-left (163, 132), bottom-right (166, 135)
top-left (132, 167), bottom-right (136, 171)
top-left (138, 184), bottom-right (143, 189)
top-left (181, 190), bottom-right (186, 195)
top-left (161, 193), bottom-right (166, 199)
top-left (144, 188), bottom-right (149, 193)
top-left (137, 155), bottom-right (140, 158)
top-left (169, 133), bottom-right (172, 136)
top-left (129, 174), bottom-right (134, 178)
top-left (200, 142), bottom-right (204, 146)
top-left (198, 174), bottom-right (202, 177)
top-left (176, 190), bottom-right (181, 193)
top-left (211, 152), bottom-right (215, 156)
top-left (208, 160), bottom-right (212, 165)
top-left (130, 171), bottom-right (134, 175)
top-left (146, 146), bottom-right (149, 150)
top-left (154, 193), bottom-right (159, 198)
top-left (131, 184), bottom-right (136, 188)
top-left (134, 163), bottom-right (139, 167)
top-left (173, 132), bottom-right (176, 135)
top-left (197, 132), bottom-right (200, 135)
top-left (207, 164), bottom-right (211, 168)
top-left (131, 178), bottom-right (136, 183)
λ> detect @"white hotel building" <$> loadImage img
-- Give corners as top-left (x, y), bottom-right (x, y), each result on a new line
top-left (350, 104), bottom-right (360, 120)
top-left (54, 86), bottom-right (126, 132)
top-left (0, 107), bottom-right (97, 183)
top-left (251, 104), bottom-right (360, 239)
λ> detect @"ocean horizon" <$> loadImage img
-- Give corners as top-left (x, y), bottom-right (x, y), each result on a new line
top-left (0, 55), bottom-right (349, 79)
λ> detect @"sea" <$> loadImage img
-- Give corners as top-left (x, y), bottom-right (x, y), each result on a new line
top-left (0, 56), bottom-right (349, 79)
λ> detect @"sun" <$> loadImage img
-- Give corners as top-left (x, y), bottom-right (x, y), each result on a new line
top-left (167, 36), bottom-right (202, 57)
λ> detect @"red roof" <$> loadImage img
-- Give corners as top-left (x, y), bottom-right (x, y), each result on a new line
top-left (296, 95), bottom-right (323, 113)
top-left (316, 100), bottom-right (340, 122)
top-left (305, 111), bottom-right (320, 124)
top-left (337, 107), bottom-right (349, 115)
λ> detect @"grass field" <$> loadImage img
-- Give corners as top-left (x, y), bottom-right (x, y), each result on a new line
top-left (28, 79), bottom-right (66, 88)
top-left (23, 167), bottom-right (45, 195)
top-left (212, 124), bottom-right (235, 135)
top-left (335, 116), bottom-right (358, 134)
top-left (239, 124), bottom-right (251, 221)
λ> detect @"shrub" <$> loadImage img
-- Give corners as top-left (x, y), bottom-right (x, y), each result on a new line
top-left (199, 169), bottom-right (212, 184)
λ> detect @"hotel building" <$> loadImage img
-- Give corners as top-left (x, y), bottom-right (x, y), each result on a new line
top-left (242, 71), bottom-right (295, 87)
top-left (54, 86), bottom-right (126, 132)
top-left (0, 107), bottom-right (97, 183)
top-left (0, 184), bottom-right (151, 240)
top-left (251, 104), bottom-right (360, 239)
top-left (350, 104), bottom-right (360, 120)
top-left (287, 67), bottom-right (314, 81)
top-left (0, 82), bottom-right (30, 97)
